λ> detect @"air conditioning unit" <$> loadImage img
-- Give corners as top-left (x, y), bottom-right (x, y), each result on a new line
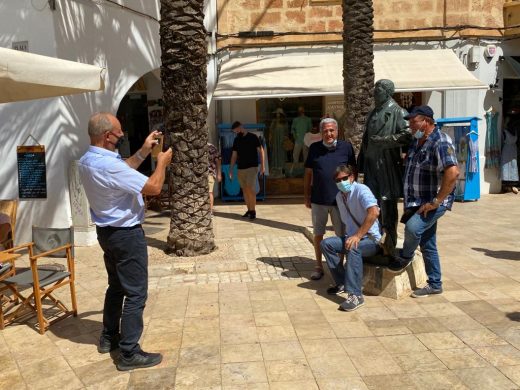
top-left (468, 46), bottom-right (482, 65)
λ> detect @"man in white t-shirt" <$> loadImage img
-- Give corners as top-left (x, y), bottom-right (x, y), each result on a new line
top-left (303, 125), bottom-right (321, 163)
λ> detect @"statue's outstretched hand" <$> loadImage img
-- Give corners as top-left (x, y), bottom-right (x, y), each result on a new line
top-left (370, 135), bottom-right (385, 143)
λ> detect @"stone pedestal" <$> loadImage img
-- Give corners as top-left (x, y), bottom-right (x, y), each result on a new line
top-left (69, 161), bottom-right (96, 246)
top-left (363, 253), bottom-right (427, 299)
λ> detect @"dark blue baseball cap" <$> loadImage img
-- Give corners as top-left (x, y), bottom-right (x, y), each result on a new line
top-left (404, 105), bottom-right (434, 120)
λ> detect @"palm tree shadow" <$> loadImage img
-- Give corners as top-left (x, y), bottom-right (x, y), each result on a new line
top-left (472, 248), bottom-right (520, 261)
top-left (145, 235), bottom-right (169, 251)
top-left (256, 256), bottom-right (317, 279)
top-left (214, 211), bottom-right (304, 233)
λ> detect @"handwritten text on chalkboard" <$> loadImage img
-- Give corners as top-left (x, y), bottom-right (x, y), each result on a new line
top-left (17, 145), bottom-right (47, 199)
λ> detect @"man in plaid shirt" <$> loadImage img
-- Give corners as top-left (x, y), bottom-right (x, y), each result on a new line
top-left (388, 105), bottom-right (459, 298)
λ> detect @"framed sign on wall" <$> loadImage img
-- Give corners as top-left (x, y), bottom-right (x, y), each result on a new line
top-left (17, 143), bottom-right (47, 199)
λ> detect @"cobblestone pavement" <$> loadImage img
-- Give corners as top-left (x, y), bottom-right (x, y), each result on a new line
top-left (1, 194), bottom-right (520, 389)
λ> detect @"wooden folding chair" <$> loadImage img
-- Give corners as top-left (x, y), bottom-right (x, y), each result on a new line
top-left (0, 200), bottom-right (20, 329)
top-left (0, 250), bottom-right (20, 330)
top-left (0, 199), bottom-right (18, 250)
top-left (1, 227), bottom-right (78, 334)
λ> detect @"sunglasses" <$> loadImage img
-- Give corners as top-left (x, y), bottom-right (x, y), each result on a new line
top-left (335, 176), bottom-right (350, 183)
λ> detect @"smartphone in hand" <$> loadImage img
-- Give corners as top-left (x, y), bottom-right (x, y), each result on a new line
top-left (151, 133), bottom-right (164, 158)
top-left (161, 133), bottom-right (171, 152)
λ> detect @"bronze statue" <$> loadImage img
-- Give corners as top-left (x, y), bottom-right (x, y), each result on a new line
top-left (358, 79), bottom-right (411, 256)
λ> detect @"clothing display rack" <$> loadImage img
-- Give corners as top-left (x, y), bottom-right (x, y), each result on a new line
top-left (217, 123), bottom-right (266, 201)
top-left (436, 116), bottom-right (480, 202)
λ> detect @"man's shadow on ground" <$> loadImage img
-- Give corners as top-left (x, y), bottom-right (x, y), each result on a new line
top-left (8, 309), bottom-right (103, 344)
top-left (472, 248), bottom-right (520, 261)
top-left (145, 235), bottom-right (170, 251)
top-left (47, 311), bottom-right (122, 363)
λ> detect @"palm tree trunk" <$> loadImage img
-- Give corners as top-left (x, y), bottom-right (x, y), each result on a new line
top-left (160, 0), bottom-right (216, 256)
top-left (342, 0), bottom-right (375, 154)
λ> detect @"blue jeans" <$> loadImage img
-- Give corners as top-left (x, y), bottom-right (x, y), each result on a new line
top-left (96, 225), bottom-right (148, 357)
top-left (401, 206), bottom-right (446, 290)
top-left (321, 236), bottom-right (380, 296)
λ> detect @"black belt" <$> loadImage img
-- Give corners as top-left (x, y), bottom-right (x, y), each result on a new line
top-left (96, 224), bottom-right (142, 231)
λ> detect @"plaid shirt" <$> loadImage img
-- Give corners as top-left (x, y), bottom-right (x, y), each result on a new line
top-left (403, 128), bottom-right (458, 210)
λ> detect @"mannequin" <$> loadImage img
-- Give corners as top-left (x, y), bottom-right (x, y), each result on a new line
top-left (269, 108), bottom-right (288, 178)
top-left (291, 106), bottom-right (312, 174)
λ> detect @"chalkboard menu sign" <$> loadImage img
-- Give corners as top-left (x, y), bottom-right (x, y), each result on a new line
top-left (17, 145), bottom-right (47, 199)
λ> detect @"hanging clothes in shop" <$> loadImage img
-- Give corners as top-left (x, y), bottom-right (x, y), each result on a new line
top-left (467, 135), bottom-right (479, 173)
top-left (501, 128), bottom-right (519, 182)
top-left (484, 111), bottom-right (500, 169)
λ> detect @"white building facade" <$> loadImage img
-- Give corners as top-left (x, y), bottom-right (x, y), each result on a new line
top-left (0, 0), bottom-right (512, 244)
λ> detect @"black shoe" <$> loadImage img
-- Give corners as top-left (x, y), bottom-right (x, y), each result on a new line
top-left (411, 284), bottom-right (443, 298)
top-left (387, 256), bottom-right (413, 273)
top-left (249, 211), bottom-right (256, 220)
top-left (326, 285), bottom-right (345, 295)
top-left (117, 350), bottom-right (163, 371)
top-left (98, 334), bottom-right (120, 354)
top-left (242, 211), bottom-right (251, 218)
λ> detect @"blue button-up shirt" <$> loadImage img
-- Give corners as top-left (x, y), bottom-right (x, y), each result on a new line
top-left (336, 182), bottom-right (381, 241)
top-left (403, 128), bottom-right (458, 210)
top-left (78, 146), bottom-right (148, 227)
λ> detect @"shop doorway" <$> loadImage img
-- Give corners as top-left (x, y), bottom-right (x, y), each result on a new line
top-left (117, 93), bottom-right (151, 174)
top-left (501, 78), bottom-right (520, 190)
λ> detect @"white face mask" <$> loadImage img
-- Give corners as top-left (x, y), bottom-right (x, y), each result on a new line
top-left (414, 130), bottom-right (424, 139)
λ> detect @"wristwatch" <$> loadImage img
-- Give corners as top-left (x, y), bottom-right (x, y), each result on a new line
top-left (431, 197), bottom-right (440, 206)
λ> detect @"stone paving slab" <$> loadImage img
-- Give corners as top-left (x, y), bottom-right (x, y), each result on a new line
top-left (1, 194), bottom-right (520, 389)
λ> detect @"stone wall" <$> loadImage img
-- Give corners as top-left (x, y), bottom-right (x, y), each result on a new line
top-left (216, 0), bottom-right (505, 48)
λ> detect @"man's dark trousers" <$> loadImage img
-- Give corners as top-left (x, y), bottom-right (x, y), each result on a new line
top-left (96, 225), bottom-right (148, 357)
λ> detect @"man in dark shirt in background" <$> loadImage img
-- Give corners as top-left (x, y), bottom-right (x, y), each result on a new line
top-left (229, 121), bottom-right (265, 220)
top-left (304, 118), bottom-right (357, 280)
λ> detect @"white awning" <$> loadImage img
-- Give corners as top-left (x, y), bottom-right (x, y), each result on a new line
top-left (0, 47), bottom-right (105, 103)
top-left (213, 49), bottom-right (488, 100)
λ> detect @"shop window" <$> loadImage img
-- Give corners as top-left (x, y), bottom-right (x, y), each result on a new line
top-left (257, 97), bottom-right (323, 179)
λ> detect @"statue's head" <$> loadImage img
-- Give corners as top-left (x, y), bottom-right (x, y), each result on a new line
top-left (374, 79), bottom-right (395, 106)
